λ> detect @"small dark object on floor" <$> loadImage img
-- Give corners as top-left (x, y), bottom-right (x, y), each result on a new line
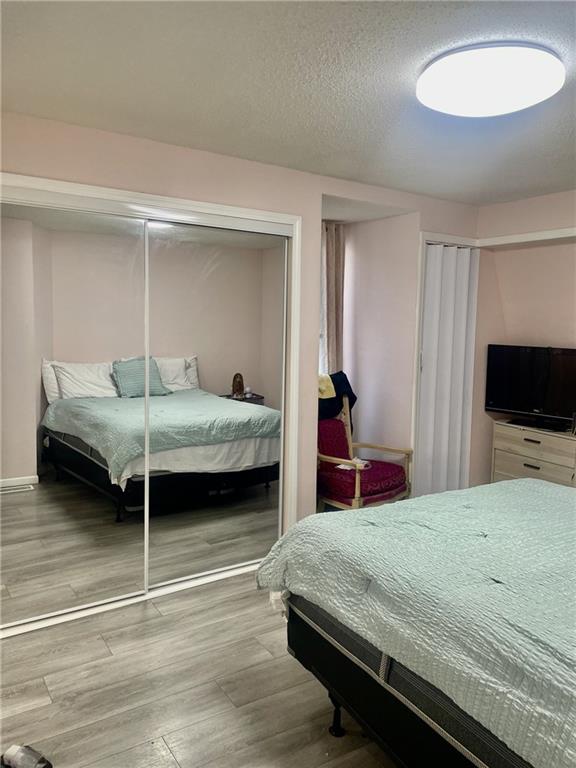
top-left (1, 745), bottom-right (53, 768)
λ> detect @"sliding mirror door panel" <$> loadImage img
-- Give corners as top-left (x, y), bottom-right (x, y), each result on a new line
top-left (0, 205), bottom-right (146, 625)
top-left (147, 222), bottom-right (286, 585)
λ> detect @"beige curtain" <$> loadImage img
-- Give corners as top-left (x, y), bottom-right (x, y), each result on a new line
top-left (320, 221), bottom-right (345, 373)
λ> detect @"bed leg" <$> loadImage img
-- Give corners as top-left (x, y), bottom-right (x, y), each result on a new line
top-left (115, 500), bottom-right (125, 523)
top-left (328, 694), bottom-right (346, 737)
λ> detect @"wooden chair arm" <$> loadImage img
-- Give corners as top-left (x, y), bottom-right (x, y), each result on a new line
top-left (318, 453), bottom-right (366, 468)
top-left (318, 453), bottom-right (364, 501)
top-left (352, 442), bottom-right (413, 457)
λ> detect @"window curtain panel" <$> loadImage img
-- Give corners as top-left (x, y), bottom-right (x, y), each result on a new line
top-left (413, 244), bottom-right (479, 496)
top-left (319, 221), bottom-right (345, 374)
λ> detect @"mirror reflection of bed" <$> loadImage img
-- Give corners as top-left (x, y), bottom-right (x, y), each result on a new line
top-left (147, 221), bottom-right (285, 585)
top-left (0, 203), bottom-right (286, 625)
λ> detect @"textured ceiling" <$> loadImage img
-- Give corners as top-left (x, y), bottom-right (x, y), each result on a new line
top-left (2, 1), bottom-right (575, 204)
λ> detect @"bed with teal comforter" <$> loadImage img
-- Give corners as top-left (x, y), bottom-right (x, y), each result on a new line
top-left (257, 479), bottom-right (576, 768)
top-left (42, 388), bottom-right (281, 483)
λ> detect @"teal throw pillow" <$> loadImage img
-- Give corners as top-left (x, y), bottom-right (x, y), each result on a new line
top-left (112, 356), bottom-right (171, 397)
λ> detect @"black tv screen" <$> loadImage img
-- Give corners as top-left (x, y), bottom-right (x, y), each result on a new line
top-left (485, 345), bottom-right (576, 424)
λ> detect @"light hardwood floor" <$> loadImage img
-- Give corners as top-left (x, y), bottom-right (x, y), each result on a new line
top-left (0, 573), bottom-right (395, 768)
top-left (1, 475), bottom-right (278, 625)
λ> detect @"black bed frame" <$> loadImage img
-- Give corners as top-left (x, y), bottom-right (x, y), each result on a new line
top-left (44, 432), bottom-right (279, 522)
top-left (287, 600), bottom-right (535, 768)
top-left (287, 604), bottom-right (474, 767)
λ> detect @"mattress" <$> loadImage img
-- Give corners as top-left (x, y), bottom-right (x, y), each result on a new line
top-left (120, 436), bottom-right (279, 487)
top-left (46, 430), bottom-right (279, 489)
top-left (257, 479), bottom-right (576, 768)
top-left (42, 388), bottom-right (281, 485)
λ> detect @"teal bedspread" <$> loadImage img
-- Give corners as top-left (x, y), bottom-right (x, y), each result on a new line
top-left (257, 479), bottom-right (576, 768)
top-left (42, 389), bottom-right (281, 481)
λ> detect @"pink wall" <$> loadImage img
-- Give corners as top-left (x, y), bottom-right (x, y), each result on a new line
top-left (260, 246), bottom-right (286, 410)
top-left (343, 213), bottom-right (420, 450)
top-left (1, 220), bottom-right (40, 479)
top-left (150, 242), bottom-right (262, 397)
top-left (149, 240), bottom-right (284, 403)
top-left (2, 114), bottom-right (478, 237)
top-left (477, 190), bottom-right (576, 238)
top-left (469, 243), bottom-right (576, 486)
top-left (1, 112), bottom-right (478, 514)
top-left (51, 231), bottom-right (145, 361)
top-left (50, 230), bottom-right (283, 401)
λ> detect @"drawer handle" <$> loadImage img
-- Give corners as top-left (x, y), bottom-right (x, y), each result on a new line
top-left (523, 463), bottom-right (541, 470)
top-left (523, 438), bottom-right (541, 444)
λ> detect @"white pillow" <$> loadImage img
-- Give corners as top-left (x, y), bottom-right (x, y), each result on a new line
top-left (155, 356), bottom-right (199, 391)
top-left (184, 356), bottom-right (200, 389)
top-left (52, 362), bottom-right (119, 399)
top-left (154, 357), bottom-right (188, 391)
top-left (41, 359), bottom-right (61, 403)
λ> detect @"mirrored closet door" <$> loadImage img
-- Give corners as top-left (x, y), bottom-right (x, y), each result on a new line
top-left (0, 204), bottom-right (146, 625)
top-left (1, 198), bottom-right (288, 627)
top-left (147, 222), bottom-right (286, 585)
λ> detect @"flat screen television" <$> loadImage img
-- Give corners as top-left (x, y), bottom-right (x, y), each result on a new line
top-left (485, 344), bottom-right (576, 430)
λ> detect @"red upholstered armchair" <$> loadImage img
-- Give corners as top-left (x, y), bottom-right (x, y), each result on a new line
top-left (317, 397), bottom-right (412, 511)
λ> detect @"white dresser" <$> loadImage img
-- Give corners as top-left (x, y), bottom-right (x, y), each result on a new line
top-left (492, 421), bottom-right (576, 487)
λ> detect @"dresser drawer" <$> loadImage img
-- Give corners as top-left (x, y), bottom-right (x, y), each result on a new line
top-left (493, 423), bottom-right (576, 468)
top-left (493, 449), bottom-right (575, 487)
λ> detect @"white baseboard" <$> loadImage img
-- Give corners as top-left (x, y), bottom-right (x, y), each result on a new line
top-left (0, 475), bottom-right (39, 489)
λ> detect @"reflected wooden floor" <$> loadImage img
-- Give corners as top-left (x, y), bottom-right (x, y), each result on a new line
top-left (0, 573), bottom-right (395, 768)
top-left (0, 474), bottom-right (278, 625)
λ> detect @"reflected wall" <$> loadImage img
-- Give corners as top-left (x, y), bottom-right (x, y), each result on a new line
top-left (1, 205), bottom-right (146, 624)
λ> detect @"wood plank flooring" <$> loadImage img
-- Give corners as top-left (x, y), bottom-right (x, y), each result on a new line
top-left (1, 475), bottom-right (278, 624)
top-left (0, 573), bottom-right (396, 768)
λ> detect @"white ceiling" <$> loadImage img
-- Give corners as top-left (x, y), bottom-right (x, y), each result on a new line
top-left (2, 2), bottom-right (575, 205)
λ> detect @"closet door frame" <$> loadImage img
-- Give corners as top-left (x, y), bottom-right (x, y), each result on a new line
top-left (0, 173), bottom-right (302, 636)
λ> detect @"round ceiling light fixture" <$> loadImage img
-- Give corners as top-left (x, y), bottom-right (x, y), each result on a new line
top-left (416, 43), bottom-right (566, 117)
